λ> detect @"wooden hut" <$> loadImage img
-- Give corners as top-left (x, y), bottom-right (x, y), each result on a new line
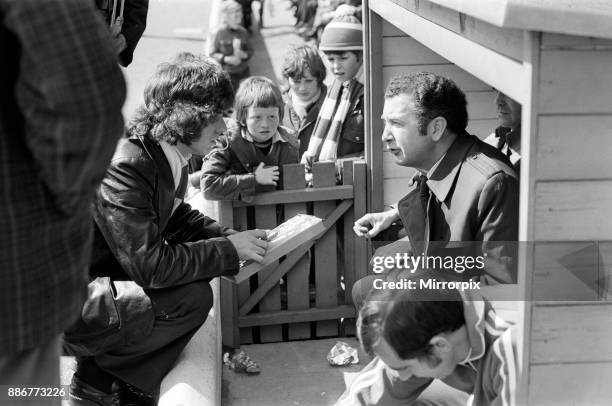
top-left (362, 1), bottom-right (612, 404)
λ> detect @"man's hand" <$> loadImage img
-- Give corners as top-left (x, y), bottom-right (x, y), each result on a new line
top-left (109, 17), bottom-right (127, 55)
top-left (353, 209), bottom-right (400, 238)
top-left (227, 229), bottom-right (269, 263)
top-left (254, 162), bottom-right (279, 186)
top-left (224, 55), bottom-right (242, 66)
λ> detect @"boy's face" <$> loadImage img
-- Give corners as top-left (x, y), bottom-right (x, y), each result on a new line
top-left (225, 9), bottom-right (243, 29)
top-left (288, 70), bottom-right (320, 103)
top-left (183, 115), bottom-right (227, 156)
top-left (245, 106), bottom-right (280, 144)
top-left (325, 52), bottom-right (362, 83)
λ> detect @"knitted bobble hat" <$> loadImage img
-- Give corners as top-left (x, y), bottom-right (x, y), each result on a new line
top-left (319, 6), bottom-right (363, 52)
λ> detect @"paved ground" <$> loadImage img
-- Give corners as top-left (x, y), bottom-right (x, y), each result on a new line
top-left (222, 338), bottom-right (366, 406)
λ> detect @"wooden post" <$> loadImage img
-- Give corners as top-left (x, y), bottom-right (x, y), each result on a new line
top-left (283, 164), bottom-right (311, 340)
top-left (312, 162), bottom-right (339, 337)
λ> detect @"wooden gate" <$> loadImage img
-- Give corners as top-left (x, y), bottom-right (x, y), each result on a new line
top-left (215, 160), bottom-right (368, 348)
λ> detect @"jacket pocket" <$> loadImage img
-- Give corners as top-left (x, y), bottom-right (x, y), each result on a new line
top-left (63, 277), bottom-right (154, 356)
top-left (341, 110), bottom-right (365, 144)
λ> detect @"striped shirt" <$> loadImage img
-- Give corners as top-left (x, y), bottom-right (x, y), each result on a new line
top-left (0, 0), bottom-right (125, 353)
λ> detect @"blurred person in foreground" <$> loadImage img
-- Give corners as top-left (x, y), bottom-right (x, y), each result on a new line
top-left (0, 0), bottom-right (125, 403)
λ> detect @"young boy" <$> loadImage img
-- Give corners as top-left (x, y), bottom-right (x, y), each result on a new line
top-left (201, 76), bottom-right (299, 201)
top-left (281, 44), bottom-right (328, 158)
top-left (209, 0), bottom-right (254, 92)
top-left (301, 6), bottom-right (365, 167)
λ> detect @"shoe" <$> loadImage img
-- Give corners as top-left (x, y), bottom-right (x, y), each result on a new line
top-left (69, 375), bottom-right (120, 406)
top-left (120, 382), bottom-right (157, 406)
top-left (224, 351), bottom-right (261, 374)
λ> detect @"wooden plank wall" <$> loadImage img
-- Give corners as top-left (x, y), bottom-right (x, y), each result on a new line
top-left (379, 21), bottom-right (498, 206)
top-left (524, 32), bottom-right (612, 405)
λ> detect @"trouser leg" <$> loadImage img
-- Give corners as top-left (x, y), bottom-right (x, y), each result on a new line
top-left (0, 335), bottom-right (61, 406)
top-left (351, 239), bottom-right (414, 310)
top-left (95, 281), bottom-right (213, 394)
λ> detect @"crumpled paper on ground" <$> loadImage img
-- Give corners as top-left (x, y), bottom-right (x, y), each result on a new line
top-left (327, 341), bottom-right (359, 366)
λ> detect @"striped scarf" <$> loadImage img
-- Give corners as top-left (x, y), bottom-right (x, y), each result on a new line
top-left (305, 77), bottom-right (363, 162)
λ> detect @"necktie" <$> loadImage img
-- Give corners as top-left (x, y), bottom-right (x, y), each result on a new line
top-left (504, 132), bottom-right (513, 159)
top-left (175, 165), bottom-right (188, 201)
top-left (418, 174), bottom-right (430, 214)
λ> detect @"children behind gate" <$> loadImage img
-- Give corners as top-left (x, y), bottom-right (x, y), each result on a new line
top-left (281, 44), bottom-right (328, 159)
top-left (201, 76), bottom-right (299, 202)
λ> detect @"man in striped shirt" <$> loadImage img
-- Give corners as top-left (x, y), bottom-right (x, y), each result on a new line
top-left (336, 288), bottom-right (517, 406)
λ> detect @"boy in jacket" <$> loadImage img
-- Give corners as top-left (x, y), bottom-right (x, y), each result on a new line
top-left (281, 44), bottom-right (328, 159)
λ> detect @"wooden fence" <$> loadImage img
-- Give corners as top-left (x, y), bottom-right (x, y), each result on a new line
top-left (214, 160), bottom-right (368, 348)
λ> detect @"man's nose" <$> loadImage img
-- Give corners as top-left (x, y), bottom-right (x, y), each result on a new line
top-left (381, 124), bottom-right (392, 142)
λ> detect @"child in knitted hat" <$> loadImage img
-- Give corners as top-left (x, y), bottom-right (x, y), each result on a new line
top-left (301, 6), bottom-right (364, 174)
top-left (209, 0), bottom-right (254, 92)
top-left (281, 44), bottom-right (328, 158)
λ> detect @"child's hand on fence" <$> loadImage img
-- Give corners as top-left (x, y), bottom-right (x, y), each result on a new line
top-left (227, 229), bottom-right (269, 263)
top-left (254, 162), bottom-right (279, 186)
top-left (354, 209), bottom-right (400, 238)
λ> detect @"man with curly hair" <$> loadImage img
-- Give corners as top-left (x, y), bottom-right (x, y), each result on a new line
top-left (64, 54), bottom-right (269, 405)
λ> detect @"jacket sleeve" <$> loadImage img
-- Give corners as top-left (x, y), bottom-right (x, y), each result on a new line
top-left (94, 156), bottom-right (240, 288)
top-left (476, 171), bottom-right (519, 284)
top-left (118, 0), bottom-right (148, 66)
top-left (201, 147), bottom-right (258, 201)
top-left (6, 0), bottom-right (125, 216)
top-left (164, 201), bottom-right (237, 242)
top-left (335, 357), bottom-right (433, 406)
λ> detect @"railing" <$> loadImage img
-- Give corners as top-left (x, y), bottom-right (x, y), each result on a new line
top-left (213, 160), bottom-right (368, 348)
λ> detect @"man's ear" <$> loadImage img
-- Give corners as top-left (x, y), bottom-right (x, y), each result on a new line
top-left (429, 335), bottom-right (451, 354)
top-left (427, 117), bottom-right (447, 142)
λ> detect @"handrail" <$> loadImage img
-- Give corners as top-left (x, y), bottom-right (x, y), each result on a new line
top-left (231, 185), bottom-right (354, 207)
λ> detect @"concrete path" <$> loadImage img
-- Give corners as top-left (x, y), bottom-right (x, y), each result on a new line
top-left (222, 338), bottom-right (365, 406)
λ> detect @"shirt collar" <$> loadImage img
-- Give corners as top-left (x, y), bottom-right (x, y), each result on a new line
top-left (159, 141), bottom-right (189, 167)
top-left (424, 134), bottom-right (476, 203)
top-left (458, 290), bottom-right (487, 364)
top-left (241, 128), bottom-right (287, 144)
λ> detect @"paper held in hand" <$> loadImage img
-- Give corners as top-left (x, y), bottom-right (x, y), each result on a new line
top-left (226, 214), bottom-right (326, 284)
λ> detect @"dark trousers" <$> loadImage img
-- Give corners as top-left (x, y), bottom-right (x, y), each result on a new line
top-left (94, 281), bottom-right (213, 393)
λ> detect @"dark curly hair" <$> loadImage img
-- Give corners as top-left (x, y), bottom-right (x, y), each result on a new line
top-left (385, 72), bottom-right (468, 135)
top-left (129, 54), bottom-right (233, 145)
top-left (358, 287), bottom-right (464, 362)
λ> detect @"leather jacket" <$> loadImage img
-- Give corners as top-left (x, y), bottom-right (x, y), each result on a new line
top-left (91, 134), bottom-right (240, 288)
